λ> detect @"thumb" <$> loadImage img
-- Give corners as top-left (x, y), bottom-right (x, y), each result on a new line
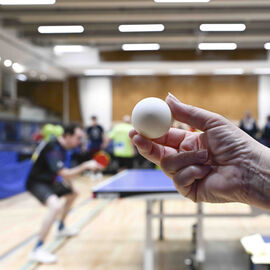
top-left (166, 93), bottom-right (225, 131)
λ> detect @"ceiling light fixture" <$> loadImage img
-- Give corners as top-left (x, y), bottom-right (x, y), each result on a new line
top-left (253, 68), bottom-right (270, 75)
top-left (122, 43), bottom-right (160, 51)
top-left (154, 0), bottom-right (210, 3)
top-left (198, 43), bottom-right (237, 50)
top-left (40, 74), bottom-right (48, 81)
top-left (200, 24), bottom-right (246, 32)
top-left (264, 43), bottom-right (270, 50)
top-left (17, 74), bottom-right (27, 81)
top-left (12, 63), bottom-right (25, 73)
top-left (54, 45), bottom-right (84, 54)
top-left (169, 69), bottom-right (197, 75)
top-left (84, 69), bottom-right (115, 76)
top-left (38, 25), bottom-right (84, 34)
top-left (125, 69), bottom-right (154, 76)
top-left (213, 68), bottom-right (244, 75)
top-left (4, 59), bottom-right (12, 67)
top-left (0, 0), bottom-right (55, 5)
top-left (119, 24), bottom-right (164, 32)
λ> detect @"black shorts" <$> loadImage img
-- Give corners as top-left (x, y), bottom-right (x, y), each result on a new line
top-left (117, 157), bottom-right (134, 169)
top-left (27, 181), bottom-right (73, 204)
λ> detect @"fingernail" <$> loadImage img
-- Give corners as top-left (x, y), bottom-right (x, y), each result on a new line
top-left (197, 150), bottom-right (208, 161)
top-left (168, 92), bottom-right (181, 103)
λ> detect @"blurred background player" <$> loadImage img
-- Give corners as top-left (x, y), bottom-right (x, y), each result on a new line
top-left (26, 124), bottom-right (102, 264)
top-left (239, 110), bottom-right (259, 139)
top-left (261, 115), bottom-right (270, 148)
top-left (86, 116), bottom-right (105, 155)
top-left (86, 116), bottom-right (106, 180)
top-left (104, 115), bottom-right (135, 172)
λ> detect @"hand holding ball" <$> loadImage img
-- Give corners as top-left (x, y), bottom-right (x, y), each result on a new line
top-left (131, 97), bottom-right (172, 139)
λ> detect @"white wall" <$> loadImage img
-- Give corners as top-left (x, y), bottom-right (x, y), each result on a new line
top-left (3, 72), bottom-right (17, 99)
top-left (78, 77), bottom-right (112, 131)
top-left (19, 105), bottom-right (46, 121)
top-left (258, 75), bottom-right (270, 128)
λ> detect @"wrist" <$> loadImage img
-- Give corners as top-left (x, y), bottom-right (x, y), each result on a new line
top-left (81, 162), bottom-right (87, 171)
top-left (242, 140), bottom-right (270, 209)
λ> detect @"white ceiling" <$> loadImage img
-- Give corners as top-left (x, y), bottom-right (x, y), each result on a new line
top-left (1, 0), bottom-right (270, 80)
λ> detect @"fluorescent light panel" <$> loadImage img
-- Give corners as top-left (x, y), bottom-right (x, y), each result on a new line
top-left (38, 25), bottom-right (84, 34)
top-left (169, 69), bottom-right (197, 75)
top-left (264, 43), bottom-right (270, 50)
top-left (0, 0), bottom-right (55, 4)
top-left (200, 24), bottom-right (246, 32)
top-left (154, 0), bottom-right (210, 2)
top-left (12, 63), bottom-right (25, 73)
top-left (213, 68), bottom-right (244, 75)
top-left (119, 24), bottom-right (164, 32)
top-left (17, 74), bottom-right (27, 81)
top-left (84, 69), bottom-right (115, 76)
top-left (198, 43), bottom-right (237, 50)
top-left (4, 59), bottom-right (12, 67)
top-left (125, 69), bottom-right (154, 76)
top-left (40, 74), bottom-right (48, 81)
top-left (253, 68), bottom-right (270, 75)
top-left (54, 45), bottom-right (84, 54)
top-left (122, 43), bottom-right (160, 51)
top-left (30, 71), bottom-right (38, 78)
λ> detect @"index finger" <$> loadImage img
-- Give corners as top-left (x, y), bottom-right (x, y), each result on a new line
top-left (130, 128), bottom-right (194, 150)
top-left (130, 133), bottom-right (178, 165)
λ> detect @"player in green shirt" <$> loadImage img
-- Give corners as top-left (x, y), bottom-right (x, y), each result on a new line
top-left (107, 115), bottom-right (136, 171)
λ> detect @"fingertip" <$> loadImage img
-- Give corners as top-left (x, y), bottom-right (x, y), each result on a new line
top-left (166, 92), bottom-right (181, 104)
top-left (129, 129), bottom-right (137, 138)
top-left (132, 134), bottom-right (145, 144)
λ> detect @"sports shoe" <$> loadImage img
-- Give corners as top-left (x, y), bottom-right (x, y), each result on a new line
top-left (90, 172), bottom-right (97, 181)
top-left (56, 227), bottom-right (79, 238)
top-left (96, 172), bottom-right (103, 180)
top-left (29, 247), bottom-right (57, 264)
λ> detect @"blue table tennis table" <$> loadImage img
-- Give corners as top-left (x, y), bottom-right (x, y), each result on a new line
top-left (93, 169), bottom-right (262, 270)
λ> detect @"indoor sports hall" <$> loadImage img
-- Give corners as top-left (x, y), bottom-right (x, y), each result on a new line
top-left (1, 1), bottom-right (270, 270)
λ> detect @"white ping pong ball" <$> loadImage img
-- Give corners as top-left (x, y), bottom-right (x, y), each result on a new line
top-left (131, 97), bottom-right (172, 139)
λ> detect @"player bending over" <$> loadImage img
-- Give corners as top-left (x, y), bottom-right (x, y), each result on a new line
top-left (26, 124), bottom-right (102, 264)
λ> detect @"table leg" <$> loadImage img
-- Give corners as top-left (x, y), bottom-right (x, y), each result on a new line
top-left (159, 200), bottom-right (164, 241)
top-left (249, 256), bottom-right (256, 270)
top-left (195, 202), bottom-right (205, 266)
top-left (144, 200), bottom-right (154, 270)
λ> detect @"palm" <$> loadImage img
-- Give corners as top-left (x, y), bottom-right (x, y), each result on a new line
top-left (175, 120), bottom-right (252, 203)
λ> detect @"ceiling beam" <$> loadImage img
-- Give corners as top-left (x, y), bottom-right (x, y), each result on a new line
top-left (30, 34), bottom-right (270, 49)
top-left (9, 12), bottom-right (270, 24)
top-left (1, 0), bottom-right (270, 10)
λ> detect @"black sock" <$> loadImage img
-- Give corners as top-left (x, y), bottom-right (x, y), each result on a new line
top-left (58, 221), bottom-right (65, 231)
top-left (34, 240), bottom-right (44, 250)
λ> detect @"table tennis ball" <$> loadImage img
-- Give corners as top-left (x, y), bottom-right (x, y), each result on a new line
top-left (131, 97), bottom-right (172, 139)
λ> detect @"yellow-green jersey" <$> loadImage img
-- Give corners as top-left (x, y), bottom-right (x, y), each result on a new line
top-left (108, 123), bottom-right (134, 158)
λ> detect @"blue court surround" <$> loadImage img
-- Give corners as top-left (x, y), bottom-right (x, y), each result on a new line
top-left (0, 159), bottom-right (32, 199)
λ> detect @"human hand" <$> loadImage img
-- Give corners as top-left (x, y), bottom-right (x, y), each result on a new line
top-left (83, 160), bottom-right (104, 171)
top-left (130, 93), bottom-right (270, 208)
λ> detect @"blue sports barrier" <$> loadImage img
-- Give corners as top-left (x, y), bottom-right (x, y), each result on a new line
top-left (0, 160), bottom-right (33, 199)
top-left (0, 151), bottom-right (18, 166)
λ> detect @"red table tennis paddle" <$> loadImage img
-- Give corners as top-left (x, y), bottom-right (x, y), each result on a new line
top-left (93, 151), bottom-right (110, 168)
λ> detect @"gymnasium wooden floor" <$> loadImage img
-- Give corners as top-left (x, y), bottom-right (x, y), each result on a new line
top-left (1, 173), bottom-right (270, 270)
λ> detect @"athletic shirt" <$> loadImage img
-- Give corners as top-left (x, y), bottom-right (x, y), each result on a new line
top-left (86, 125), bottom-right (104, 148)
top-left (26, 139), bottom-right (66, 186)
top-left (108, 123), bottom-right (134, 158)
